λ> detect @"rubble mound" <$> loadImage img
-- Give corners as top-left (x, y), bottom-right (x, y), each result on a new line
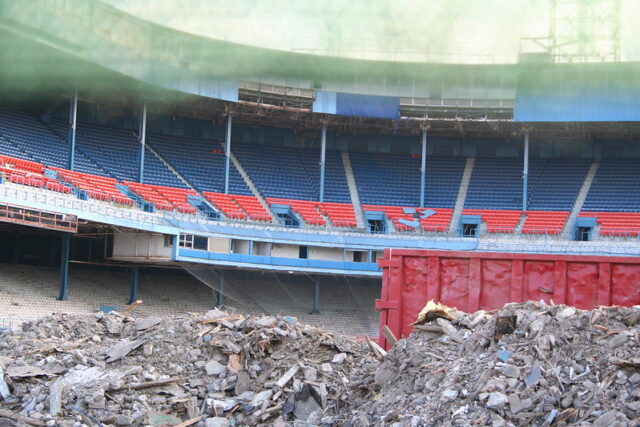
top-left (341, 301), bottom-right (640, 427)
top-left (0, 309), bottom-right (376, 426)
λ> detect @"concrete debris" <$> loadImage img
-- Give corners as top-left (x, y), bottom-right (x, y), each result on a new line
top-left (0, 309), bottom-right (375, 425)
top-left (2, 302), bottom-right (639, 426)
top-left (336, 301), bottom-right (640, 426)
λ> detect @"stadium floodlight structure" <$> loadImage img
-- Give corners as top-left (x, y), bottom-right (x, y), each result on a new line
top-left (550, 0), bottom-right (621, 63)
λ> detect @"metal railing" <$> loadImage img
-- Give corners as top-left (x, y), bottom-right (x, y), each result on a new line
top-left (0, 184), bottom-right (165, 226)
top-left (0, 202), bottom-right (78, 232)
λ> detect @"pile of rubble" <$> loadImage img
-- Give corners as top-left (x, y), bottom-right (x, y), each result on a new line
top-left (340, 301), bottom-right (640, 426)
top-left (1, 301), bottom-right (639, 426)
top-left (0, 308), bottom-right (377, 426)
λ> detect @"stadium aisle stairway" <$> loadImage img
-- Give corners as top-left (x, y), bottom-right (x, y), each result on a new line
top-left (147, 134), bottom-right (250, 195)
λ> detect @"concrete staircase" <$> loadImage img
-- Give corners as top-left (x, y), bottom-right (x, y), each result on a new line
top-left (145, 145), bottom-right (196, 191)
top-left (449, 157), bottom-right (475, 233)
top-left (341, 152), bottom-right (366, 229)
top-left (514, 212), bottom-right (528, 234)
top-left (563, 162), bottom-right (599, 236)
top-left (225, 146), bottom-right (280, 225)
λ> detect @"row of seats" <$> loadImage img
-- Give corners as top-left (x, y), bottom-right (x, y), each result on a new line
top-left (318, 202), bottom-right (357, 228)
top-left (234, 143), bottom-right (351, 204)
top-left (4, 105), bottom-right (640, 235)
top-left (580, 212), bottom-right (640, 237)
top-left (232, 195), bottom-right (272, 222)
top-left (266, 198), bottom-right (357, 228)
top-left (6, 155), bottom-right (640, 237)
top-left (0, 155), bottom-right (72, 194)
top-left (267, 198), bottom-right (326, 226)
top-left (0, 106), bottom-right (98, 173)
top-left (125, 182), bottom-right (197, 214)
top-left (147, 134), bottom-right (250, 195)
top-left (47, 120), bottom-right (188, 189)
top-left (420, 209), bottom-right (453, 232)
top-left (521, 211), bottom-right (569, 235)
top-left (463, 209), bottom-right (522, 234)
top-left (584, 159), bottom-right (640, 212)
top-left (362, 205), bottom-right (453, 232)
top-left (52, 168), bottom-right (133, 206)
top-left (351, 152), bottom-right (466, 208)
top-left (203, 192), bottom-right (272, 221)
top-left (465, 158), bottom-right (590, 211)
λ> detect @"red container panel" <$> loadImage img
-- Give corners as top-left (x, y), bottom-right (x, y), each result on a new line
top-left (376, 249), bottom-right (640, 349)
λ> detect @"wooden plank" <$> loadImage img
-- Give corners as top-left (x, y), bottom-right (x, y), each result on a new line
top-left (382, 325), bottom-right (398, 346)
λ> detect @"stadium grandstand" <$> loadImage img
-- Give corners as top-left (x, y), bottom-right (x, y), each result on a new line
top-left (1, 0), bottom-right (639, 335)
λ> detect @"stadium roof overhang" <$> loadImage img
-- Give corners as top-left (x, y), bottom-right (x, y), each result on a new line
top-left (2, 0), bottom-right (640, 143)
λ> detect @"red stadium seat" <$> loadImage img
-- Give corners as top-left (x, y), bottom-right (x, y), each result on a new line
top-left (0, 155), bottom-right (71, 195)
top-left (580, 212), bottom-right (640, 237)
top-left (53, 168), bottom-right (134, 206)
top-left (521, 211), bottom-right (569, 235)
top-left (363, 205), bottom-right (452, 232)
top-left (463, 209), bottom-right (522, 234)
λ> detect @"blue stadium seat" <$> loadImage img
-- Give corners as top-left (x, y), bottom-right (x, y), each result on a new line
top-left (233, 143), bottom-right (351, 203)
top-left (583, 159), bottom-right (640, 212)
top-left (147, 134), bottom-right (250, 195)
top-left (351, 152), bottom-right (465, 208)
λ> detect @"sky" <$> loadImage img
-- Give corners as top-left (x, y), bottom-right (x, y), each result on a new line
top-left (105, 0), bottom-right (640, 64)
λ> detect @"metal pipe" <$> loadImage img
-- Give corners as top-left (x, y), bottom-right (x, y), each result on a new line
top-left (420, 128), bottom-right (427, 208)
top-left (138, 103), bottom-right (147, 183)
top-left (68, 89), bottom-right (78, 171)
top-left (319, 123), bottom-right (327, 202)
top-left (523, 130), bottom-right (530, 211)
top-left (224, 114), bottom-right (232, 194)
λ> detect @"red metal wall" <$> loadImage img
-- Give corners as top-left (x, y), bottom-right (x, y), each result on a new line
top-left (375, 249), bottom-right (640, 349)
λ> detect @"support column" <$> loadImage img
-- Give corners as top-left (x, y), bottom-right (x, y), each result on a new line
top-left (311, 277), bottom-right (320, 314)
top-left (522, 130), bottom-right (530, 211)
top-left (217, 270), bottom-right (225, 307)
top-left (128, 267), bottom-right (139, 304)
top-left (319, 123), bottom-right (327, 202)
top-left (68, 89), bottom-right (78, 171)
top-left (13, 232), bottom-right (20, 264)
top-left (138, 103), bottom-right (147, 183)
top-left (224, 114), bottom-right (232, 194)
top-left (420, 128), bottom-right (428, 208)
top-left (58, 234), bottom-right (70, 301)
